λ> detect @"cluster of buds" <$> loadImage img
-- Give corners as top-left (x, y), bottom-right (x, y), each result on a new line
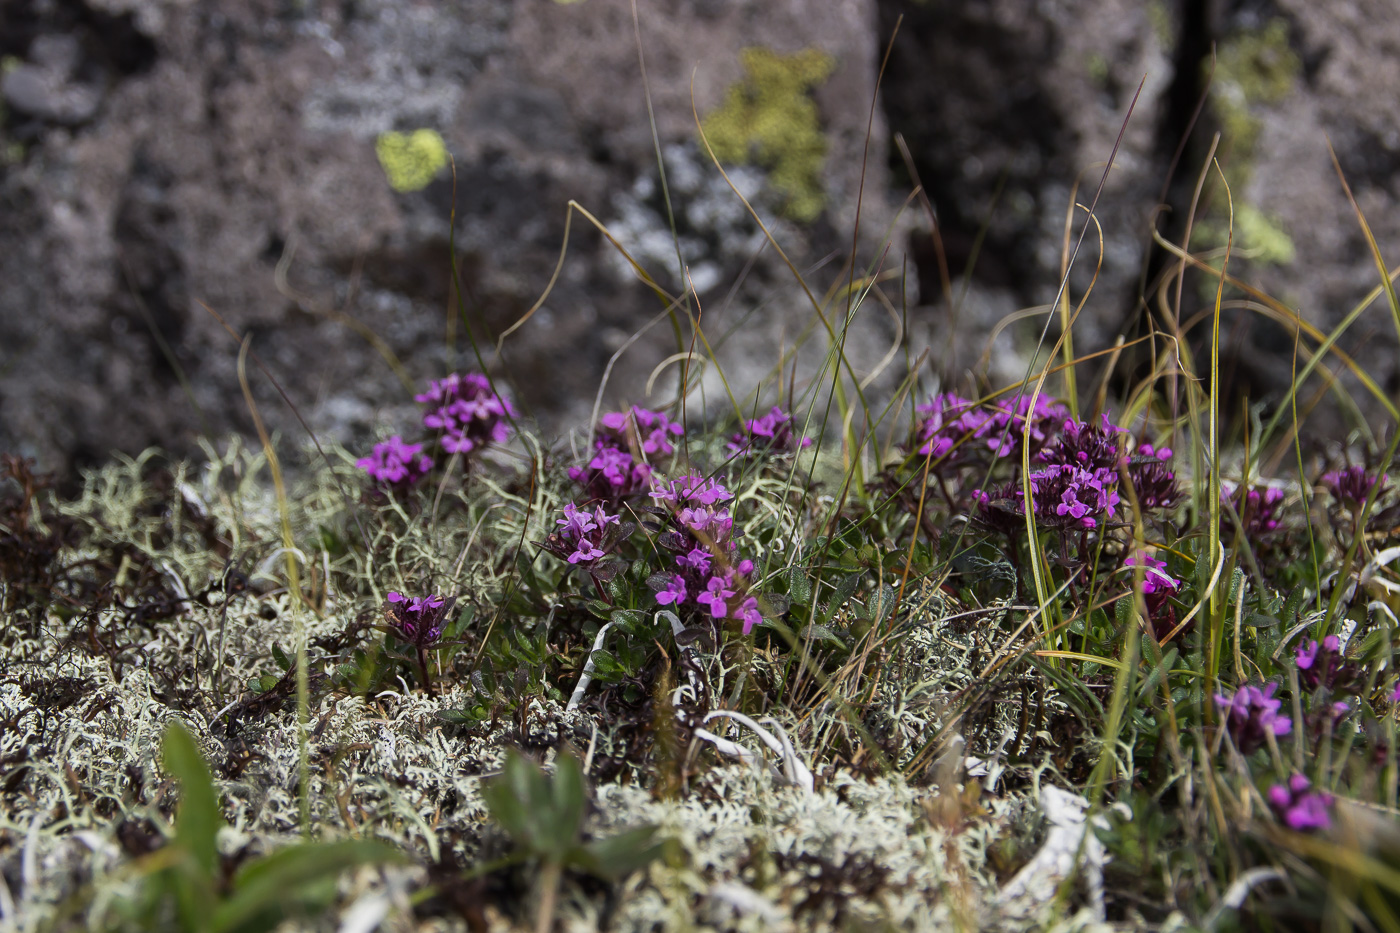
top-left (972, 463), bottom-right (1120, 533)
top-left (1222, 481), bottom-right (1287, 540)
top-left (383, 591), bottom-right (458, 697)
top-left (1321, 464), bottom-right (1389, 510)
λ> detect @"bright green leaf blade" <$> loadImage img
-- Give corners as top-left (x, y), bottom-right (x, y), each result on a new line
top-left (213, 839), bottom-right (404, 933)
top-left (162, 720), bottom-right (222, 880)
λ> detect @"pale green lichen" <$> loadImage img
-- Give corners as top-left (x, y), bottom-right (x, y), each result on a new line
top-left (701, 47), bottom-right (835, 223)
top-left (1199, 18), bottom-right (1301, 268)
top-left (374, 128), bottom-right (449, 193)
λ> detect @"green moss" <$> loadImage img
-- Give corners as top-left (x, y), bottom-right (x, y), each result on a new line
top-left (701, 46), bottom-right (835, 223)
top-left (1210, 18), bottom-right (1300, 158)
top-left (1199, 19), bottom-right (1301, 268)
top-left (374, 128), bottom-right (449, 193)
top-left (1193, 201), bottom-right (1296, 266)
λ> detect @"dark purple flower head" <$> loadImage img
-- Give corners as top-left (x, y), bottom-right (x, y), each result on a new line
top-left (1125, 552), bottom-right (1181, 640)
top-left (597, 407), bottom-right (684, 458)
top-left (1222, 481), bottom-right (1287, 540)
top-left (1125, 454), bottom-right (1182, 512)
top-left (1294, 634), bottom-right (1364, 694)
top-left (983, 393), bottom-right (1070, 459)
top-left (1215, 682), bottom-right (1293, 753)
top-left (728, 406), bottom-right (813, 456)
top-left (1039, 413), bottom-right (1123, 472)
top-left (1322, 465), bottom-right (1389, 508)
top-left (569, 446), bottom-right (653, 500)
top-left (1267, 774), bottom-right (1333, 831)
top-left (911, 393), bottom-right (992, 462)
top-left (416, 372), bottom-right (516, 456)
top-left (357, 436), bottom-right (433, 487)
top-left (971, 465), bottom-right (1119, 533)
top-left (385, 591), bottom-right (455, 647)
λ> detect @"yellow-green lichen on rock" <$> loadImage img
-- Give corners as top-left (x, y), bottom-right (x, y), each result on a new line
top-left (701, 46), bottom-right (835, 223)
top-left (374, 128), bottom-right (449, 193)
top-left (1199, 18), bottom-right (1301, 269)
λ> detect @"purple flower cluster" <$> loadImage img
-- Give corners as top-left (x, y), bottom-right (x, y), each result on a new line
top-left (569, 446), bottom-right (654, 500)
top-left (1125, 442), bottom-right (1181, 511)
top-left (598, 407), bottom-right (685, 457)
top-left (972, 463), bottom-right (1120, 531)
top-left (983, 393), bottom-right (1071, 458)
top-left (912, 393), bottom-right (987, 461)
top-left (570, 407), bottom-right (684, 501)
top-left (553, 503), bottom-right (622, 565)
top-left (417, 372), bottom-right (516, 455)
top-left (1267, 774), bottom-right (1333, 831)
top-left (385, 591), bottom-right (454, 647)
top-left (357, 436), bottom-right (433, 488)
top-left (1040, 413), bottom-right (1123, 472)
top-left (1215, 682), bottom-right (1293, 754)
top-left (1322, 465), bottom-right (1389, 508)
top-left (1125, 551), bottom-right (1181, 640)
top-left (1123, 552), bottom-right (1179, 595)
top-left (728, 406), bottom-right (812, 456)
top-left (1222, 481), bottom-right (1286, 539)
top-left (1295, 635), bottom-right (1364, 694)
top-left (648, 474), bottom-right (762, 634)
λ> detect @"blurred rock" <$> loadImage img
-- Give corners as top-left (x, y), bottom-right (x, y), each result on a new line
top-left (0, 0), bottom-right (889, 477)
top-left (2, 0), bottom-right (1399, 479)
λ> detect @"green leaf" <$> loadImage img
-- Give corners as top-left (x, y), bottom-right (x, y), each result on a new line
top-left (570, 825), bottom-right (670, 880)
top-left (270, 643), bottom-right (291, 672)
top-left (162, 721), bottom-right (222, 880)
top-left (546, 753), bottom-right (586, 851)
top-left (1137, 647), bottom-right (1179, 702)
top-left (212, 839), bottom-right (403, 933)
top-left (787, 566), bottom-right (813, 606)
top-left (818, 574), bottom-right (861, 625)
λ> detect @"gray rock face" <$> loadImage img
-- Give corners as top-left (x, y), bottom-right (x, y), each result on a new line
top-left (2, 0), bottom-right (1398, 476)
top-left (0, 0), bottom-right (888, 475)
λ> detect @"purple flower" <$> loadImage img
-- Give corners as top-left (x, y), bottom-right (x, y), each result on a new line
top-left (1294, 634), bottom-right (1363, 694)
top-left (1391, 682), bottom-right (1400, 704)
top-left (677, 547), bottom-right (713, 573)
top-left (543, 503), bottom-right (626, 567)
top-left (1123, 552), bottom-right (1179, 595)
top-left (1039, 413), bottom-right (1123, 472)
top-left (1267, 774), bottom-right (1333, 831)
top-left (655, 574), bottom-right (688, 605)
top-left (1222, 481), bottom-right (1286, 540)
top-left (597, 407), bottom-right (684, 458)
top-left (1215, 682), bottom-right (1293, 753)
top-left (912, 393), bottom-right (990, 462)
top-left (728, 406), bottom-right (812, 455)
top-left (357, 436), bottom-right (434, 487)
top-left (569, 446), bottom-right (654, 500)
top-left (1322, 465), bottom-right (1389, 508)
top-left (651, 474), bottom-right (733, 507)
top-left (416, 372), bottom-right (516, 457)
top-left (735, 596), bottom-right (763, 635)
top-left (983, 393), bottom-right (1070, 458)
top-left (696, 575), bottom-right (737, 619)
top-left (385, 591), bottom-right (453, 646)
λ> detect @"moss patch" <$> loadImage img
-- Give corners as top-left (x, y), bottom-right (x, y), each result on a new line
top-left (701, 46), bottom-right (835, 223)
top-left (374, 128), bottom-right (449, 193)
